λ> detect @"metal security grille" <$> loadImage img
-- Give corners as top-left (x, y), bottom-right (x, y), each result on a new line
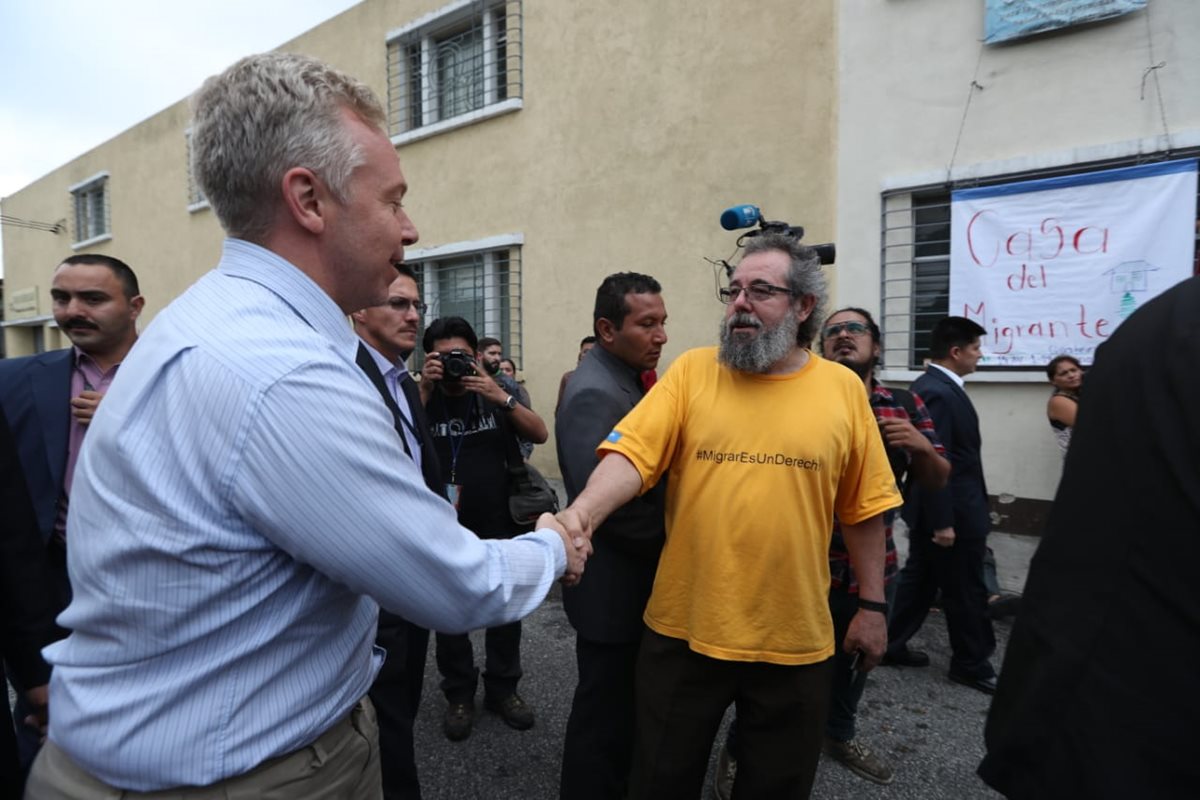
top-left (411, 247), bottom-right (522, 366)
top-left (880, 148), bottom-right (1200, 370)
top-left (71, 177), bottom-right (109, 243)
top-left (387, 1), bottom-right (523, 137)
top-left (185, 131), bottom-right (207, 208)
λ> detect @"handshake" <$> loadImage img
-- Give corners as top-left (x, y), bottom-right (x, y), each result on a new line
top-left (536, 507), bottom-right (594, 587)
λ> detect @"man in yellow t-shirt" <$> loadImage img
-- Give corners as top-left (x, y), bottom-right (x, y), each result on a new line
top-left (557, 233), bottom-right (900, 799)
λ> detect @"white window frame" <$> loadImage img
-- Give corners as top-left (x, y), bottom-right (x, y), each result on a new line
top-left (68, 171), bottom-right (111, 248)
top-left (386, 0), bottom-right (523, 146)
top-left (406, 233), bottom-right (524, 365)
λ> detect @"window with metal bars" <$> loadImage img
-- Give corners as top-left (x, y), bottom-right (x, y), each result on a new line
top-left (185, 130), bottom-right (208, 210)
top-left (880, 149), bottom-right (1200, 370)
top-left (69, 173), bottom-right (110, 245)
top-left (410, 246), bottom-right (522, 367)
top-left (387, 1), bottom-right (522, 140)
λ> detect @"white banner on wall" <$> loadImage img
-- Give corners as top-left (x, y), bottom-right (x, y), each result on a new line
top-left (949, 159), bottom-right (1198, 367)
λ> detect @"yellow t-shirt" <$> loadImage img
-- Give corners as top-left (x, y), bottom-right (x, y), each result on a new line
top-left (598, 347), bottom-right (901, 665)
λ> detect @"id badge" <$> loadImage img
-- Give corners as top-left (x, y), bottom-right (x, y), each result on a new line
top-left (445, 483), bottom-right (462, 510)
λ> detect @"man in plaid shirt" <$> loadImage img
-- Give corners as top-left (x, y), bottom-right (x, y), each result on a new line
top-left (713, 307), bottom-right (948, 798)
top-left (819, 308), bottom-right (948, 784)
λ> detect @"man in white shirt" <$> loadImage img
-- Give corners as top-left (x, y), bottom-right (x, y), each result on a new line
top-left (26, 52), bottom-right (586, 799)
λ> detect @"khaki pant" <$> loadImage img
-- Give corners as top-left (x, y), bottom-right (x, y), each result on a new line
top-left (25, 698), bottom-right (382, 800)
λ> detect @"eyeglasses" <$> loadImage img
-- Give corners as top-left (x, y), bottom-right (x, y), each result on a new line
top-left (385, 298), bottom-right (427, 314)
top-left (822, 321), bottom-right (871, 339)
top-left (717, 283), bottom-right (795, 304)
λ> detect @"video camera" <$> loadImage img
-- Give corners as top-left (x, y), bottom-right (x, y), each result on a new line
top-left (717, 205), bottom-right (836, 275)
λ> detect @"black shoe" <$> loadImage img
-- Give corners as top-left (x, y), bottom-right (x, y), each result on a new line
top-left (485, 692), bottom-right (535, 730)
top-left (948, 670), bottom-right (997, 695)
top-left (443, 701), bottom-right (474, 741)
top-left (988, 593), bottom-right (1022, 620)
top-left (881, 647), bottom-right (930, 667)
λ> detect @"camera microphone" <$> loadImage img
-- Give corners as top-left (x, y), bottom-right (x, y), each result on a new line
top-left (716, 204), bottom-right (836, 265)
top-left (720, 204), bottom-right (762, 231)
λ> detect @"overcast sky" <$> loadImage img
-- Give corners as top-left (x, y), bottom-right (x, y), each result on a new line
top-left (0, 0), bottom-right (362, 276)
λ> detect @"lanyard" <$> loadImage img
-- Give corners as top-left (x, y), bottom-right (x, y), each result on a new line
top-left (439, 394), bottom-right (478, 484)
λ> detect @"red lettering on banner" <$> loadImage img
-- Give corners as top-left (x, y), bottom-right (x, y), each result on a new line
top-left (1038, 218), bottom-right (1065, 259)
top-left (1006, 230), bottom-right (1031, 259)
top-left (966, 210), bottom-right (999, 267)
top-left (1005, 263), bottom-right (1049, 291)
top-left (963, 300), bottom-right (1109, 357)
top-left (1072, 226), bottom-right (1109, 255)
top-left (965, 209), bottom-right (1109, 267)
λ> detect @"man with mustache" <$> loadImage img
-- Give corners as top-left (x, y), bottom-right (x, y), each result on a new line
top-left (0, 253), bottom-right (143, 773)
top-left (556, 234), bottom-right (901, 799)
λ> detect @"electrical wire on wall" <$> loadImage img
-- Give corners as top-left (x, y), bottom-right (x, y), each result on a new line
top-left (1140, 3), bottom-right (1171, 150)
top-left (946, 42), bottom-right (986, 185)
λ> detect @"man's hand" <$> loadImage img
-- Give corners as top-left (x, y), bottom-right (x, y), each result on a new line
top-left (71, 390), bottom-right (103, 426)
top-left (418, 354), bottom-right (444, 405)
top-left (538, 512), bottom-right (591, 586)
top-left (879, 417), bottom-right (933, 455)
top-left (460, 374), bottom-right (509, 406)
top-left (843, 609), bottom-right (887, 670)
top-left (555, 505), bottom-right (594, 543)
top-left (23, 684), bottom-right (48, 743)
top-left (932, 526), bottom-right (956, 547)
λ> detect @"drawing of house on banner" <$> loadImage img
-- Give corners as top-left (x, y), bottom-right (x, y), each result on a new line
top-left (1104, 260), bottom-right (1159, 319)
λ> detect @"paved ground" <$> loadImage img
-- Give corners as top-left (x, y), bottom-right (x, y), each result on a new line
top-left (411, 510), bottom-right (1041, 800)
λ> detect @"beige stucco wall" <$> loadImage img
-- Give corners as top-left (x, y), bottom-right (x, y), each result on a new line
top-left (835, 0), bottom-right (1200, 507)
top-left (1, 0), bottom-right (839, 475)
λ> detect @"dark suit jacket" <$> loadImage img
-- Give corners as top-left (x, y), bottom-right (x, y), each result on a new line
top-left (556, 345), bottom-right (665, 643)
top-left (0, 350), bottom-right (73, 543)
top-left (903, 366), bottom-right (989, 541)
top-left (980, 276), bottom-right (1200, 798)
top-left (0, 404), bottom-right (58, 795)
top-left (355, 345), bottom-right (446, 679)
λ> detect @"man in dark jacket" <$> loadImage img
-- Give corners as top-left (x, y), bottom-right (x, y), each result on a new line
top-left (885, 316), bottom-right (997, 694)
top-left (979, 276), bottom-right (1200, 798)
top-left (556, 273), bottom-right (668, 800)
top-left (0, 407), bottom-right (57, 796)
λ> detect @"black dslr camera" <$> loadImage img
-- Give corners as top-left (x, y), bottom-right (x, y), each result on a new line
top-left (438, 349), bottom-right (478, 382)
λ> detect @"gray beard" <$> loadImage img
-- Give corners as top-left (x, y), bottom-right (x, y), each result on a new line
top-left (718, 312), bottom-right (800, 373)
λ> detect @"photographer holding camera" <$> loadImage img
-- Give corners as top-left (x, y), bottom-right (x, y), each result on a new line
top-left (418, 316), bottom-right (549, 742)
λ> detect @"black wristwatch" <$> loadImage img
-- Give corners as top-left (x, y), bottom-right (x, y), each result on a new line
top-left (503, 394), bottom-right (518, 411)
top-left (857, 598), bottom-right (888, 615)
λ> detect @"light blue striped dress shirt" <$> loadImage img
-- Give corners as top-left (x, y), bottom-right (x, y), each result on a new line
top-left (44, 239), bottom-right (566, 791)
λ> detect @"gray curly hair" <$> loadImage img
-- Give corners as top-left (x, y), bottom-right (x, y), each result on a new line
top-left (738, 232), bottom-right (827, 347)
